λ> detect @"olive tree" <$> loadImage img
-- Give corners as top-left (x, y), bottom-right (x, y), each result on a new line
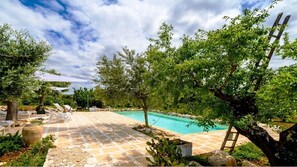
top-left (0, 24), bottom-right (51, 120)
top-left (147, 6), bottom-right (297, 166)
top-left (96, 47), bottom-right (151, 127)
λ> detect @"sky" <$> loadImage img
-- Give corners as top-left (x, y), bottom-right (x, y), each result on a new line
top-left (0, 0), bottom-right (297, 90)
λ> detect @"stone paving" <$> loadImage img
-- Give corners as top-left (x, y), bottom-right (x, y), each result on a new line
top-left (1, 110), bottom-right (280, 166)
top-left (42, 112), bottom-right (264, 166)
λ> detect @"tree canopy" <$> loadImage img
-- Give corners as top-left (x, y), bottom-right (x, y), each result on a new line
top-left (0, 24), bottom-right (51, 120)
top-left (146, 5), bottom-right (297, 166)
top-left (96, 47), bottom-right (151, 127)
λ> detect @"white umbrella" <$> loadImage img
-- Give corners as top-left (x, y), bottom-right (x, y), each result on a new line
top-left (35, 71), bottom-right (89, 83)
top-left (50, 87), bottom-right (69, 91)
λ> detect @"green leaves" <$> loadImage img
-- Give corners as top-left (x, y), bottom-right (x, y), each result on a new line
top-left (146, 137), bottom-right (186, 166)
top-left (0, 24), bottom-right (51, 100)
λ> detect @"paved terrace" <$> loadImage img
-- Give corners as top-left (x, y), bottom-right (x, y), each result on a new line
top-left (42, 111), bottom-right (268, 166)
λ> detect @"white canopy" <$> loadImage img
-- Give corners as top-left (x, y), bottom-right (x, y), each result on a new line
top-left (35, 71), bottom-right (89, 83)
top-left (50, 87), bottom-right (69, 91)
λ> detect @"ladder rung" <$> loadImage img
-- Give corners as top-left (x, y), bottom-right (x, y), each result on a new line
top-left (230, 131), bottom-right (238, 133)
top-left (227, 139), bottom-right (237, 141)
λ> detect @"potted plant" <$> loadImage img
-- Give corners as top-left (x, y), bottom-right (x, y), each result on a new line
top-left (146, 137), bottom-right (193, 166)
top-left (170, 138), bottom-right (192, 157)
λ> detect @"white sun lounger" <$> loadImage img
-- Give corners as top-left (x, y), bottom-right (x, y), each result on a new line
top-left (0, 120), bottom-right (15, 131)
top-left (0, 126), bottom-right (5, 135)
top-left (46, 103), bottom-right (72, 122)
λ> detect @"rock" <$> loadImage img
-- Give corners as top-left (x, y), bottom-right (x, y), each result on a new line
top-left (187, 161), bottom-right (203, 166)
top-left (242, 160), bottom-right (257, 167)
top-left (208, 150), bottom-right (236, 166)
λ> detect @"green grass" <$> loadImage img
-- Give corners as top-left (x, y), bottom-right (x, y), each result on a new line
top-left (185, 154), bottom-right (211, 166)
top-left (231, 142), bottom-right (264, 160)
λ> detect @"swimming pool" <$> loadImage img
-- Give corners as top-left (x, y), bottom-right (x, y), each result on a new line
top-left (114, 111), bottom-right (227, 134)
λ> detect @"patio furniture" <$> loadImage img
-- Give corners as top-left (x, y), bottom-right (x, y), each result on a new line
top-left (18, 111), bottom-right (32, 119)
top-left (46, 108), bottom-right (70, 123)
top-left (46, 103), bottom-right (73, 122)
top-left (0, 126), bottom-right (5, 135)
top-left (64, 105), bottom-right (75, 113)
top-left (0, 120), bottom-right (15, 131)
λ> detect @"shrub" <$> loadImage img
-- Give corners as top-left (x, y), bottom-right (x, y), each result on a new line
top-left (7, 135), bottom-right (55, 166)
top-left (185, 154), bottom-right (211, 166)
top-left (0, 131), bottom-right (25, 156)
top-left (146, 137), bottom-right (186, 166)
top-left (18, 105), bottom-right (36, 111)
top-left (231, 142), bottom-right (265, 161)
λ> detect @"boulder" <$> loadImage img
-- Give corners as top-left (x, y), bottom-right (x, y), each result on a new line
top-left (242, 160), bottom-right (257, 167)
top-left (208, 150), bottom-right (236, 166)
top-left (186, 161), bottom-right (203, 166)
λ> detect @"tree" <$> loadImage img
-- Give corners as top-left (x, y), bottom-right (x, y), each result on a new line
top-left (36, 69), bottom-right (71, 113)
top-left (96, 47), bottom-right (151, 127)
top-left (73, 87), bottom-right (94, 109)
top-left (147, 5), bottom-right (297, 166)
top-left (0, 24), bottom-right (51, 121)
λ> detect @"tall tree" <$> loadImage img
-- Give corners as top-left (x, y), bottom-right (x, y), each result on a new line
top-left (147, 5), bottom-right (297, 166)
top-left (0, 24), bottom-right (51, 120)
top-left (36, 69), bottom-right (71, 113)
top-left (97, 48), bottom-right (151, 127)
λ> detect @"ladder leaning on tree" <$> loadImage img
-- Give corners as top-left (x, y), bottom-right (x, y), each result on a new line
top-left (220, 12), bottom-right (291, 153)
top-left (220, 124), bottom-right (239, 153)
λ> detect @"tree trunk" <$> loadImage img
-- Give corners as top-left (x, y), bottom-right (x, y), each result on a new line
top-left (36, 94), bottom-right (46, 114)
top-left (234, 123), bottom-right (282, 165)
top-left (142, 97), bottom-right (149, 128)
top-left (212, 89), bottom-right (297, 165)
top-left (5, 99), bottom-right (18, 121)
top-left (278, 123), bottom-right (297, 165)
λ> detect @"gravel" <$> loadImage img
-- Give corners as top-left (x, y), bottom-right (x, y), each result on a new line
top-left (43, 146), bottom-right (98, 167)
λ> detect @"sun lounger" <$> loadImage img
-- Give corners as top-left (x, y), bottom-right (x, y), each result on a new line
top-left (0, 126), bottom-right (5, 135)
top-left (64, 105), bottom-right (75, 113)
top-left (0, 120), bottom-right (15, 131)
top-left (46, 103), bottom-right (73, 122)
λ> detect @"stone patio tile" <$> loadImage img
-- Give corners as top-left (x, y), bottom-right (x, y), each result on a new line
top-left (102, 146), bottom-right (121, 153)
top-left (134, 156), bottom-right (148, 165)
top-left (95, 154), bottom-right (113, 163)
top-left (126, 150), bottom-right (145, 158)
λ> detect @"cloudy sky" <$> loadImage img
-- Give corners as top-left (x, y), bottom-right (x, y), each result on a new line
top-left (0, 0), bottom-right (297, 84)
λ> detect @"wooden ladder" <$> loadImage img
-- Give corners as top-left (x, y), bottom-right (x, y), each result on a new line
top-left (220, 124), bottom-right (240, 153)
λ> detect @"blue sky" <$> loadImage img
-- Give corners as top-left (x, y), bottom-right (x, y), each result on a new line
top-left (0, 0), bottom-right (297, 88)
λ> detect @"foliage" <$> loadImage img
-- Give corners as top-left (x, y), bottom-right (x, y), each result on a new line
top-left (0, 131), bottom-right (25, 156)
top-left (0, 24), bottom-right (51, 100)
top-left (257, 65), bottom-right (297, 123)
top-left (231, 142), bottom-right (265, 161)
top-left (18, 105), bottom-right (36, 111)
top-left (145, 2), bottom-right (297, 165)
top-left (96, 47), bottom-right (151, 126)
top-left (0, 24), bottom-right (51, 120)
top-left (73, 87), bottom-right (102, 109)
top-left (30, 120), bottom-right (43, 125)
top-left (146, 137), bottom-right (186, 166)
top-left (7, 135), bottom-right (55, 166)
top-left (184, 154), bottom-right (211, 166)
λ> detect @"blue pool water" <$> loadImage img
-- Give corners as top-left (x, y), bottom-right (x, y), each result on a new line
top-left (114, 111), bottom-right (227, 134)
